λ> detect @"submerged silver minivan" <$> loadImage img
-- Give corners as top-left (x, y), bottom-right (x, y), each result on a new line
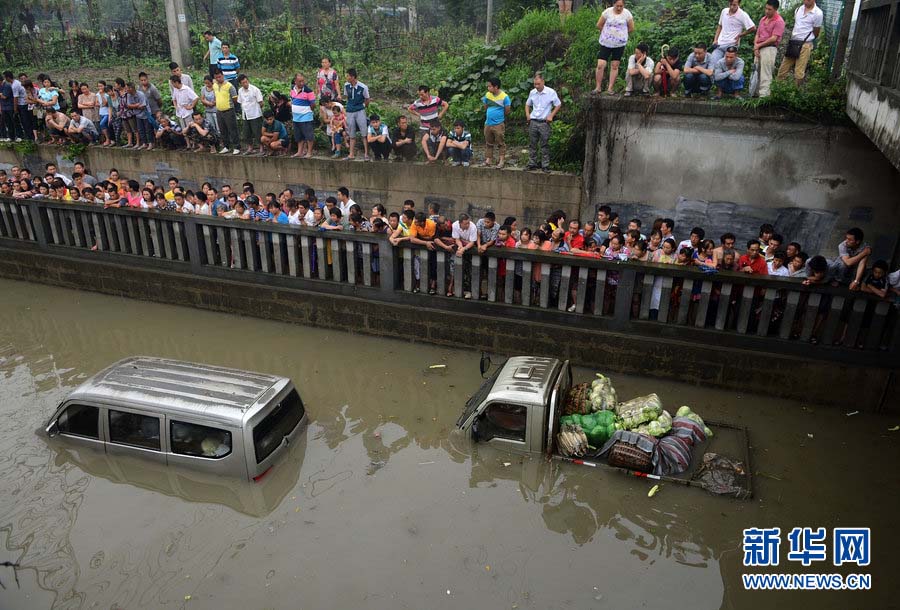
top-left (44, 357), bottom-right (308, 481)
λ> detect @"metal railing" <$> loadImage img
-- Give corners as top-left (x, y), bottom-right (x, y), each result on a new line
top-left (2, 197), bottom-right (897, 359)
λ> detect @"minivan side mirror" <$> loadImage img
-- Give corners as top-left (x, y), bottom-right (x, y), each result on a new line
top-left (46, 420), bottom-right (59, 438)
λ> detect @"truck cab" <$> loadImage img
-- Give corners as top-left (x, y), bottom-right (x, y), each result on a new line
top-left (456, 356), bottom-right (571, 455)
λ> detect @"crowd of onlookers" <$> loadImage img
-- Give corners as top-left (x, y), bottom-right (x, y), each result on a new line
top-left (595, 0), bottom-right (824, 99)
top-left (0, 44), bottom-right (560, 171)
top-left (2, 162), bottom-right (897, 307)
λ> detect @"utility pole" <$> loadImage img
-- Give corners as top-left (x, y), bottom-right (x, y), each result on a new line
top-left (830, 0), bottom-right (856, 79)
top-left (163, 0), bottom-right (193, 67)
top-left (486, 0), bottom-right (493, 43)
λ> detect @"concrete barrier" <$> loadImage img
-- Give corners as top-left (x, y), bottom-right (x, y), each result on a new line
top-left (583, 96), bottom-right (900, 263)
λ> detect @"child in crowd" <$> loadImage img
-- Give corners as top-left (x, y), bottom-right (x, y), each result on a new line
top-left (767, 250), bottom-right (790, 277)
top-left (330, 105), bottom-right (346, 158)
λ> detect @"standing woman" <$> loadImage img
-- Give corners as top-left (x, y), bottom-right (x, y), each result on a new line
top-left (595, 0), bottom-right (635, 94)
top-left (96, 81), bottom-right (111, 145)
top-left (68, 81), bottom-right (81, 115)
top-left (77, 83), bottom-right (99, 128)
top-left (200, 75), bottom-right (219, 133)
top-left (20, 78), bottom-right (38, 141)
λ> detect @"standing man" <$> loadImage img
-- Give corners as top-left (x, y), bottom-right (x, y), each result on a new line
top-left (408, 85), bottom-right (447, 133)
top-left (753, 0), bottom-right (784, 97)
top-left (0, 76), bottom-right (13, 141)
top-left (170, 75), bottom-right (198, 132)
top-left (203, 31), bottom-right (223, 77)
top-left (683, 43), bottom-right (715, 97)
top-left (524, 72), bottom-right (562, 174)
top-left (481, 77), bottom-right (510, 168)
top-left (237, 74), bottom-right (264, 155)
top-left (169, 63), bottom-right (194, 99)
top-left (777, 0), bottom-right (823, 86)
top-left (343, 68), bottom-right (370, 161)
top-left (289, 73), bottom-right (316, 158)
top-left (212, 69), bottom-right (240, 155)
top-left (624, 43), bottom-right (654, 96)
top-left (139, 71), bottom-right (163, 133)
top-left (713, 46), bottom-right (746, 98)
top-left (8, 72), bottom-right (31, 140)
top-left (218, 44), bottom-right (240, 85)
top-left (711, 0), bottom-right (756, 66)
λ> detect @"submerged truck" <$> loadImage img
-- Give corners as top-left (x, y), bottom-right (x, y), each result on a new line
top-left (456, 356), bottom-right (752, 497)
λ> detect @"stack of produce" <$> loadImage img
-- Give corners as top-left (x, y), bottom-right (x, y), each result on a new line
top-left (632, 409), bottom-right (673, 438)
top-left (676, 406), bottom-right (713, 437)
top-left (563, 382), bottom-right (592, 415)
top-left (561, 411), bottom-right (619, 447)
top-left (616, 393), bottom-right (663, 430)
top-left (557, 423), bottom-right (589, 457)
top-left (589, 374), bottom-right (617, 412)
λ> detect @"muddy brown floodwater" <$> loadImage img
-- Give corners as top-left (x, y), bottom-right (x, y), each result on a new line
top-left (0, 278), bottom-right (898, 610)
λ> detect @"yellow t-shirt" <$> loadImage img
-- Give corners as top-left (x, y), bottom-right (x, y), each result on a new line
top-left (213, 82), bottom-right (235, 112)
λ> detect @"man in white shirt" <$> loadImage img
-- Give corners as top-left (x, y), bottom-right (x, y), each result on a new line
top-left (337, 186), bottom-right (356, 216)
top-left (170, 75), bottom-right (199, 132)
top-left (777, 0), bottom-right (823, 85)
top-left (237, 74), bottom-right (264, 155)
top-left (524, 72), bottom-right (561, 173)
top-left (625, 43), bottom-right (655, 96)
top-left (711, 0), bottom-right (756, 65)
top-left (450, 213), bottom-right (478, 298)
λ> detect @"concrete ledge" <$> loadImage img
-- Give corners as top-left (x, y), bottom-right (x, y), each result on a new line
top-left (2, 246), bottom-right (894, 413)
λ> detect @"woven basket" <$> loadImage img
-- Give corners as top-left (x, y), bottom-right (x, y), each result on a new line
top-left (563, 383), bottom-right (592, 415)
top-left (607, 441), bottom-right (653, 472)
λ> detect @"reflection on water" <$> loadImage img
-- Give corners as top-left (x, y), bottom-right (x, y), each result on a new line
top-left (0, 279), bottom-right (898, 610)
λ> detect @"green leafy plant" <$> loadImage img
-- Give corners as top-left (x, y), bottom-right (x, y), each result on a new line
top-left (63, 143), bottom-right (88, 161)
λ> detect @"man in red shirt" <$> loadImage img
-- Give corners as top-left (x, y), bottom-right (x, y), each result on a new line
top-left (753, 0), bottom-right (785, 97)
top-left (564, 219), bottom-right (584, 251)
top-left (738, 240), bottom-right (768, 275)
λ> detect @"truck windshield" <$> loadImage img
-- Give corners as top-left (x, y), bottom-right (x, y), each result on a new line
top-left (457, 366), bottom-right (502, 427)
top-left (253, 389), bottom-right (305, 464)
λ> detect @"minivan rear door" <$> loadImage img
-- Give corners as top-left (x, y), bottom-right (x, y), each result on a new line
top-left (246, 386), bottom-right (307, 480)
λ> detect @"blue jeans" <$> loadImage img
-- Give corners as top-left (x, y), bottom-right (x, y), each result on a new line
top-left (684, 72), bottom-right (712, 94)
top-left (449, 146), bottom-right (472, 164)
top-left (717, 75), bottom-right (745, 95)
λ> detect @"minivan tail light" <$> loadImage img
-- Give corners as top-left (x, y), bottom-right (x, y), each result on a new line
top-left (252, 466), bottom-right (273, 482)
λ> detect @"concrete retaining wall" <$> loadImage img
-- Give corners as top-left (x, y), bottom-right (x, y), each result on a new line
top-left (1, 246), bottom-right (894, 412)
top-left (583, 97), bottom-right (900, 263)
top-left (846, 73), bottom-right (900, 174)
top-left (0, 146), bottom-right (583, 230)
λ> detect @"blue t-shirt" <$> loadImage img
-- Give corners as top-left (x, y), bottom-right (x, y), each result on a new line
top-left (208, 37), bottom-right (223, 63)
top-left (344, 81), bottom-right (370, 113)
top-left (482, 90), bottom-right (510, 126)
top-left (276, 211), bottom-right (289, 224)
top-left (0, 82), bottom-right (13, 111)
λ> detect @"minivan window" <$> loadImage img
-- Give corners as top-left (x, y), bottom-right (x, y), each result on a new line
top-left (58, 404), bottom-right (99, 439)
top-left (253, 389), bottom-right (305, 464)
top-left (171, 420), bottom-right (232, 459)
top-left (109, 410), bottom-right (161, 450)
top-left (480, 403), bottom-right (527, 442)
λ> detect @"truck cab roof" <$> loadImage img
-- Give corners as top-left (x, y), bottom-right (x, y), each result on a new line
top-left (488, 356), bottom-right (561, 406)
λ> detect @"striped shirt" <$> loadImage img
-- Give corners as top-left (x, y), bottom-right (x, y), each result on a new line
top-left (218, 55), bottom-right (240, 81)
top-left (409, 95), bottom-right (444, 130)
top-left (290, 85), bottom-right (316, 123)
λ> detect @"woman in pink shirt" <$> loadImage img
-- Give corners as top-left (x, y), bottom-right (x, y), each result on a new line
top-left (124, 180), bottom-right (143, 208)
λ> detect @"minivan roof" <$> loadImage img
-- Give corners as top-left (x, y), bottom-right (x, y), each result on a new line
top-left (64, 357), bottom-right (290, 425)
